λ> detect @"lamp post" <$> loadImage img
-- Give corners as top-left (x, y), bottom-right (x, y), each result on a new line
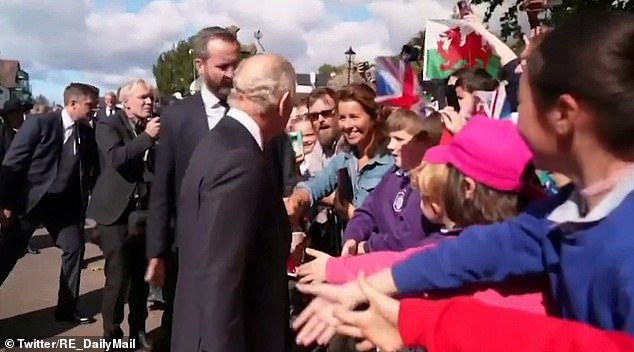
top-left (254, 30), bottom-right (265, 52)
top-left (188, 49), bottom-right (196, 80)
top-left (344, 46), bottom-right (356, 85)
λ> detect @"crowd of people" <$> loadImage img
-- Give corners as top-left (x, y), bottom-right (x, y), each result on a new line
top-left (0, 9), bottom-right (634, 352)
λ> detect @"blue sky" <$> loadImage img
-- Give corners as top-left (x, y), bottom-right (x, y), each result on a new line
top-left (5, 0), bottom-right (456, 104)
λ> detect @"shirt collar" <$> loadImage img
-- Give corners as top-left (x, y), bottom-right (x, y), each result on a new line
top-left (548, 167), bottom-right (634, 224)
top-left (227, 108), bottom-right (263, 150)
top-left (201, 84), bottom-right (222, 110)
top-left (61, 109), bottom-right (75, 130)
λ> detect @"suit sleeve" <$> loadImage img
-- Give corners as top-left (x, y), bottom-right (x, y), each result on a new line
top-left (95, 119), bottom-right (153, 173)
top-left (195, 150), bottom-right (263, 352)
top-left (398, 297), bottom-right (634, 352)
top-left (0, 117), bottom-right (41, 209)
top-left (278, 135), bottom-right (299, 197)
top-left (146, 109), bottom-right (175, 258)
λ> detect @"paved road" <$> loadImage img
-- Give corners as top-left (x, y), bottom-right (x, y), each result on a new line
top-left (0, 222), bottom-right (162, 351)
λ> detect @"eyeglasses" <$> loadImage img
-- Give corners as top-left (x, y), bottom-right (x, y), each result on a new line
top-left (307, 108), bottom-right (336, 121)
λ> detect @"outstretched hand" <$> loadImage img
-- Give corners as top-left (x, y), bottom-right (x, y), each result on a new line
top-left (297, 248), bottom-right (331, 284)
top-left (333, 273), bottom-right (403, 352)
top-left (292, 281), bottom-right (365, 346)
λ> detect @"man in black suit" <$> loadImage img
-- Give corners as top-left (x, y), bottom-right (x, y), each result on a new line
top-left (0, 98), bottom-right (40, 255)
top-left (0, 83), bottom-right (99, 323)
top-left (87, 79), bottom-right (159, 346)
top-left (94, 91), bottom-right (121, 122)
top-left (173, 53), bottom-right (295, 352)
top-left (0, 98), bottom-right (32, 161)
top-left (145, 26), bottom-right (241, 346)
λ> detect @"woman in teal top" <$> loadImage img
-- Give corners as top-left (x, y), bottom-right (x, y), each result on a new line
top-left (287, 83), bottom-right (394, 222)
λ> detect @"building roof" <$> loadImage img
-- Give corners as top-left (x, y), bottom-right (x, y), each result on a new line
top-left (0, 60), bottom-right (19, 88)
top-left (296, 73), bottom-right (330, 88)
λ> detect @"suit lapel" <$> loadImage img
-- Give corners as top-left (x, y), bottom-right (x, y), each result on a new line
top-left (190, 93), bottom-right (209, 139)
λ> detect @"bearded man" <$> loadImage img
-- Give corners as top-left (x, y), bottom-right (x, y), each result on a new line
top-left (145, 26), bottom-right (241, 349)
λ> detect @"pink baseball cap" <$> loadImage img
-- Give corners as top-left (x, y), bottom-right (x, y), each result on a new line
top-left (423, 115), bottom-right (533, 192)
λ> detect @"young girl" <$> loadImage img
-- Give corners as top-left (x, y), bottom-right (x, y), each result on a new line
top-left (294, 12), bottom-right (634, 341)
top-left (340, 109), bottom-right (443, 255)
top-left (286, 84), bottom-right (394, 223)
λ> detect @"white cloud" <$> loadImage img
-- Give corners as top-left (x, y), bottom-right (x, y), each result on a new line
top-left (0, 0), bottom-right (479, 100)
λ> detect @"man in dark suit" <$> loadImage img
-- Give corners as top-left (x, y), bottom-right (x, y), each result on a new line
top-left (173, 53), bottom-right (295, 352)
top-left (94, 91), bottom-right (122, 122)
top-left (0, 98), bottom-right (32, 161)
top-left (0, 98), bottom-right (40, 255)
top-left (87, 79), bottom-right (159, 347)
top-left (0, 83), bottom-right (99, 323)
top-left (145, 26), bottom-right (241, 347)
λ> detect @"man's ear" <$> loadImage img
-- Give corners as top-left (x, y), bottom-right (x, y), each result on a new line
top-left (279, 91), bottom-right (292, 118)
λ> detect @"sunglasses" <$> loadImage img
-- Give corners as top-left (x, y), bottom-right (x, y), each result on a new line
top-left (307, 108), bottom-right (336, 121)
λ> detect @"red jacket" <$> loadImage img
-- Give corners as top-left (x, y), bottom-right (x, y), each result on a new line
top-left (398, 297), bottom-right (634, 352)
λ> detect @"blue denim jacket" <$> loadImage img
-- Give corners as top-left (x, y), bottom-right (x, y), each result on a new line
top-left (297, 151), bottom-right (394, 208)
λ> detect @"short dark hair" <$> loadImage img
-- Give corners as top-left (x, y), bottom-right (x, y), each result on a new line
top-left (63, 83), bottom-right (99, 106)
top-left (306, 87), bottom-right (336, 110)
top-left (452, 67), bottom-right (498, 92)
top-left (192, 26), bottom-right (240, 60)
top-left (526, 12), bottom-right (634, 158)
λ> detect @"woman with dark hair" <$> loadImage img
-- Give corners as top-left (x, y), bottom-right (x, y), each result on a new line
top-left (293, 11), bottom-right (634, 343)
top-left (286, 84), bottom-right (394, 224)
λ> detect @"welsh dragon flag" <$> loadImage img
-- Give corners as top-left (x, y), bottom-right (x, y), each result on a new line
top-left (423, 19), bottom-right (501, 80)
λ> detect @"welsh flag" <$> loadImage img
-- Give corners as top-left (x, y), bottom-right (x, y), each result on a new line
top-left (423, 19), bottom-right (501, 81)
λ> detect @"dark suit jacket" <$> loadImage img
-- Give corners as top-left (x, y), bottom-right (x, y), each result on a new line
top-left (146, 93), bottom-right (299, 258)
top-left (146, 93), bottom-right (207, 258)
top-left (173, 116), bottom-right (291, 352)
top-left (0, 123), bottom-right (16, 164)
top-left (94, 106), bottom-right (122, 122)
top-left (87, 112), bottom-right (154, 225)
top-left (265, 134), bottom-right (299, 197)
top-left (0, 111), bottom-right (98, 214)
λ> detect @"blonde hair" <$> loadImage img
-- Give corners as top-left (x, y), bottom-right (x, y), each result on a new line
top-left (410, 163), bottom-right (449, 205)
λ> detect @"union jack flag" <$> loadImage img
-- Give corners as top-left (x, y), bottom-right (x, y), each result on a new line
top-left (374, 56), bottom-right (420, 109)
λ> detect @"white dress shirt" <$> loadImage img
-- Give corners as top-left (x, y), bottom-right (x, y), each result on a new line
top-left (106, 107), bottom-right (116, 116)
top-left (61, 108), bottom-right (77, 155)
top-left (200, 84), bottom-right (227, 130)
top-left (227, 108), bottom-right (263, 150)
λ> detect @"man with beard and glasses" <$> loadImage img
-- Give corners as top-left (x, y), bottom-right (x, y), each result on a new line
top-left (145, 26), bottom-right (241, 350)
top-left (304, 87), bottom-right (343, 172)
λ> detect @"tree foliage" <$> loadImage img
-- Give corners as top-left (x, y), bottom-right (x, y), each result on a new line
top-left (152, 38), bottom-right (195, 96)
top-left (153, 36), bottom-right (258, 96)
top-left (318, 64), bottom-right (339, 76)
top-left (471, 0), bottom-right (634, 41)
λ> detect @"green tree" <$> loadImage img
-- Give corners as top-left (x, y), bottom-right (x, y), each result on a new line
top-left (153, 38), bottom-right (195, 96)
top-left (471, 0), bottom-right (634, 41)
top-left (153, 37), bottom-right (258, 96)
top-left (318, 64), bottom-right (338, 76)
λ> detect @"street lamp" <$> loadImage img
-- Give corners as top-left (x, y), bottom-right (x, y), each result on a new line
top-left (344, 46), bottom-right (356, 85)
top-left (254, 30), bottom-right (265, 52)
top-left (188, 49), bottom-right (196, 80)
